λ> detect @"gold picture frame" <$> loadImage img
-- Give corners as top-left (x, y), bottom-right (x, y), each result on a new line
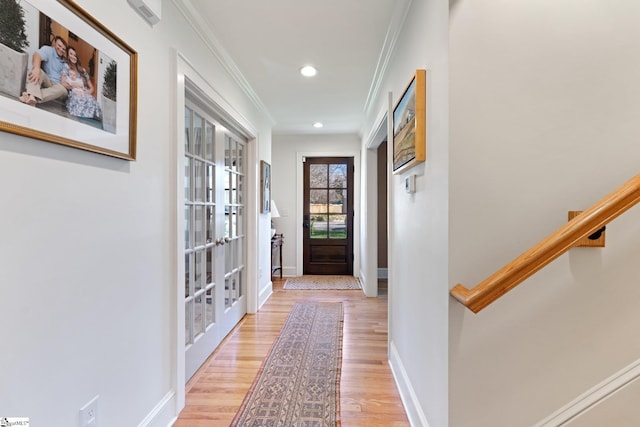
top-left (392, 69), bottom-right (426, 174)
top-left (0, 0), bottom-right (137, 160)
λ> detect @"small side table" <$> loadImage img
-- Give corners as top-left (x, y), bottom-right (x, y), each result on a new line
top-left (271, 233), bottom-right (284, 279)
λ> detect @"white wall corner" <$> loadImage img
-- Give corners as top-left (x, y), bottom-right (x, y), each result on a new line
top-left (389, 341), bottom-right (431, 427)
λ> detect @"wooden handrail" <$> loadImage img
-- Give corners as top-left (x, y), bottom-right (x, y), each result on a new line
top-left (451, 174), bottom-right (640, 313)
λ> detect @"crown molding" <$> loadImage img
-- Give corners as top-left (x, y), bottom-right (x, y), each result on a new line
top-left (363, 0), bottom-right (413, 121)
top-left (171, 0), bottom-right (276, 126)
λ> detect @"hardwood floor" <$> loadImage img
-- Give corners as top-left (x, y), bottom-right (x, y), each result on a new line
top-left (174, 278), bottom-right (409, 426)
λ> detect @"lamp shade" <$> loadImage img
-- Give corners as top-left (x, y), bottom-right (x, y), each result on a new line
top-left (271, 200), bottom-right (280, 218)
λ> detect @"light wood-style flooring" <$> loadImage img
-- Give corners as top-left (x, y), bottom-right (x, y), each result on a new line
top-left (174, 278), bottom-right (409, 426)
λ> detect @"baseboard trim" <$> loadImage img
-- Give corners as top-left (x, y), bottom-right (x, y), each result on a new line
top-left (358, 269), bottom-right (376, 297)
top-left (389, 341), bottom-right (430, 427)
top-left (258, 281), bottom-right (273, 310)
top-left (137, 389), bottom-right (177, 427)
top-left (534, 358), bottom-right (640, 426)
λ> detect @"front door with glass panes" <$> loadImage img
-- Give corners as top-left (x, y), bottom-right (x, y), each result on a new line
top-left (303, 157), bottom-right (354, 275)
top-left (184, 101), bottom-right (247, 380)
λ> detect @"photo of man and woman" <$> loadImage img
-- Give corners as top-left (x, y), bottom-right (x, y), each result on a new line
top-left (0, 0), bottom-right (117, 133)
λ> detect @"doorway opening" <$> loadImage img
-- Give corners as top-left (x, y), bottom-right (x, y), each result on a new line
top-left (183, 97), bottom-right (248, 381)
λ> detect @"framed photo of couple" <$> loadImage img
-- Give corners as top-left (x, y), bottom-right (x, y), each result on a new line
top-left (0, 0), bottom-right (137, 160)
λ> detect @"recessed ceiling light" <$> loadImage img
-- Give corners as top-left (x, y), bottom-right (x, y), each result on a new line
top-left (300, 65), bottom-right (317, 77)
top-left (313, 122), bottom-right (323, 128)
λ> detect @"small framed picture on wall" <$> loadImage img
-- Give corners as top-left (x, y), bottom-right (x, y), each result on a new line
top-left (260, 160), bottom-right (271, 213)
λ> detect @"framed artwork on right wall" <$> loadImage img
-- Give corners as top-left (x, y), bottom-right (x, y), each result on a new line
top-left (393, 69), bottom-right (426, 174)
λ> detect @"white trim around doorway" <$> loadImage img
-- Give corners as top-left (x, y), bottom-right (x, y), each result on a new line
top-left (295, 151), bottom-right (361, 278)
top-left (171, 50), bottom-right (259, 420)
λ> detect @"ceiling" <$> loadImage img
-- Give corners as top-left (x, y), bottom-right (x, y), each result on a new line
top-left (183, 0), bottom-right (400, 136)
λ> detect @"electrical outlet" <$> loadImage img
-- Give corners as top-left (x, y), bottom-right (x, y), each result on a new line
top-left (79, 395), bottom-right (99, 427)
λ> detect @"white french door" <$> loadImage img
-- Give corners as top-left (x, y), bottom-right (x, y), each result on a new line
top-left (184, 100), bottom-right (247, 380)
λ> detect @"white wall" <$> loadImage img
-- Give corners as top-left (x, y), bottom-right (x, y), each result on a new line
top-left (449, 1), bottom-right (640, 426)
top-left (360, 0), bottom-right (449, 425)
top-left (0, 0), bottom-right (272, 425)
top-left (271, 133), bottom-right (361, 277)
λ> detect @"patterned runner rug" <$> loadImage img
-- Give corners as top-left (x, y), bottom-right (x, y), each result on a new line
top-left (283, 275), bottom-right (361, 290)
top-left (231, 302), bottom-right (344, 426)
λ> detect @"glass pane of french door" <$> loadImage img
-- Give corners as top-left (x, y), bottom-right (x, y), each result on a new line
top-left (224, 134), bottom-right (246, 308)
top-left (184, 107), bottom-right (216, 350)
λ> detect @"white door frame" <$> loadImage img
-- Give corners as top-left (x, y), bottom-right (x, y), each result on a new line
top-left (362, 108), bottom-right (389, 298)
top-left (173, 51), bottom-right (258, 413)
